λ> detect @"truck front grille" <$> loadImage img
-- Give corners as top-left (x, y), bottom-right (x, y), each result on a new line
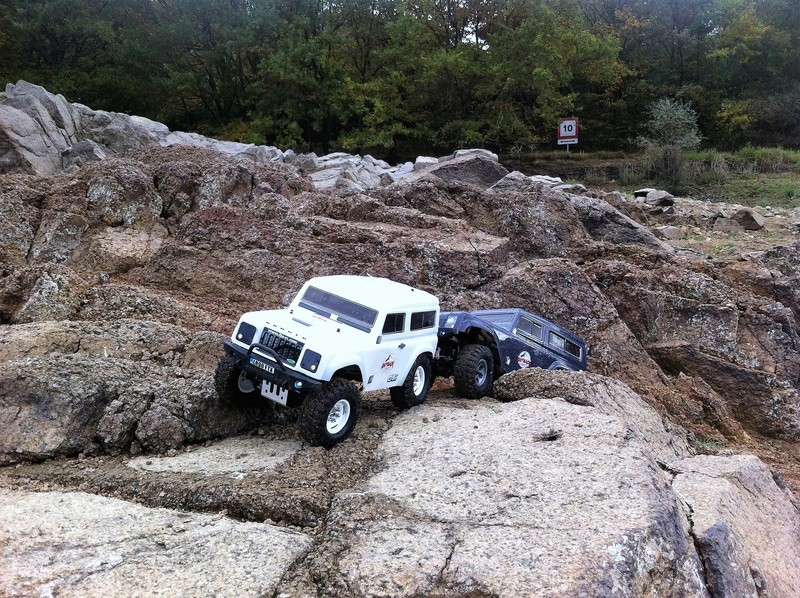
top-left (260, 328), bottom-right (304, 365)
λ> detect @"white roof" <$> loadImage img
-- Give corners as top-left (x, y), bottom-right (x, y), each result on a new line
top-left (301, 275), bottom-right (438, 311)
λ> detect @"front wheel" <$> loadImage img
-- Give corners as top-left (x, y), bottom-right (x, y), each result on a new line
top-left (298, 379), bottom-right (361, 447)
top-left (214, 354), bottom-right (258, 407)
top-left (390, 354), bottom-right (432, 409)
top-left (453, 344), bottom-right (494, 399)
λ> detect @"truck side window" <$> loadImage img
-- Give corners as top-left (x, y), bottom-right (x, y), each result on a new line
top-left (548, 331), bottom-right (565, 350)
top-left (518, 317), bottom-right (543, 340)
top-left (410, 310), bottom-right (436, 330)
top-left (382, 313), bottom-right (405, 334)
top-left (564, 339), bottom-right (582, 358)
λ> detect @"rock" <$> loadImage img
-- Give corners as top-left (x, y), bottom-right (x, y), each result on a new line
top-left (531, 174), bottom-right (564, 186)
top-left (732, 208), bottom-right (766, 231)
top-left (449, 148), bottom-right (499, 162)
top-left (61, 139), bottom-right (108, 169)
top-left (712, 217), bottom-right (744, 233)
top-left (0, 103), bottom-right (65, 175)
top-left (425, 154), bottom-right (509, 188)
top-left (587, 257), bottom-right (800, 440)
top-left (569, 194), bottom-right (675, 251)
top-left (634, 188), bottom-right (657, 197)
top-left (75, 106), bottom-right (161, 153)
top-left (414, 155), bottom-right (438, 170)
top-left (487, 170), bottom-right (534, 193)
top-left (0, 489), bottom-right (312, 596)
top-left (0, 320), bottom-right (254, 463)
top-left (493, 370), bottom-right (690, 462)
top-left (671, 455), bottom-right (800, 596)
top-left (645, 189), bottom-right (675, 206)
top-left (127, 437), bottom-right (302, 476)
top-left (554, 182), bottom-right (587, 193)
top-left (655, 225), bottom-right (686, 240)
top-left (13, 268), bottom-right (86, 323)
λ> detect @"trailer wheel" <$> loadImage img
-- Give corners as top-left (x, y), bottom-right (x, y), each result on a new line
top-left (453, 344), bottom-right (494, 399)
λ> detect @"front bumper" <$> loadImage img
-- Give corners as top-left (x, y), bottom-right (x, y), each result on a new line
top-left (223, 339), bottom-right (323, 395)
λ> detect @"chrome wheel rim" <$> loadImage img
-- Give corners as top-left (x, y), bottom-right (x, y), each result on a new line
top-left (412, 365), bottom-right (426, 396)
top-left (475, 359), bottom-right (488, 387)
top-left (237, 371), bottom-right (255, 394)
top-left (327, 399), bottom-right (351, 434)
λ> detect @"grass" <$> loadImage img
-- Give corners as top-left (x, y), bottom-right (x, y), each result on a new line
top-left (505, 146), bottom-right (800, 209)
top-left (623, 147), bottom-right (800, 208)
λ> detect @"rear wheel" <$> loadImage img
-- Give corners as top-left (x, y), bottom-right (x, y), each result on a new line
top-left (298, 379), bottom-right (361, 447)
top-left (453, 344), bottom-right (494, 399)
top-left (215, 354), bottom-right (258, 407)
top-left (390, 354), bottom-right (432, 409)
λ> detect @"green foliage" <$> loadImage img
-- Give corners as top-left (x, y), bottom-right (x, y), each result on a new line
top-left (638, 98), bottom-right (701, 184)
top-left (1, 0), bottom-right (799, 156)
top-left (640, 98), bottom-right (702, 149)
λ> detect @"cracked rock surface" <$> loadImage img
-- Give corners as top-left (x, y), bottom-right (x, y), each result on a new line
top-left (0, 488), bottom-right (313, 597)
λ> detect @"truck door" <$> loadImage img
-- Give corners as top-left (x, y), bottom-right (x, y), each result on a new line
top-left (515, 315), bottom-right (553, 369)
top-left (367, 311), bottom-right (408, 390)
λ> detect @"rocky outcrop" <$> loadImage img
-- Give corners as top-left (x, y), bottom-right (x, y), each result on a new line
top-left (0, 320), bottom-right (255, 462)
top-left (586, 256), bottom-right (800, 440)
top-left (312, 397), bottom-right (707, 597)
top-left (672, 455), bottom-right (800, 596)
top-left (3, 83), bottom-right (800, 596)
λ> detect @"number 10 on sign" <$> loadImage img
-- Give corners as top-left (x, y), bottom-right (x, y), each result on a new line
top-left (558, 118), bottom-right (579, 149)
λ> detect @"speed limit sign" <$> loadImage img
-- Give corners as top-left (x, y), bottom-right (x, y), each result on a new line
top-left (558, 118), bottom-right (579, 145)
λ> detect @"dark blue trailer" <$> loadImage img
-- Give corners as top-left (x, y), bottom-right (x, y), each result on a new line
top-left (435, 309), bottom-right (588, 399)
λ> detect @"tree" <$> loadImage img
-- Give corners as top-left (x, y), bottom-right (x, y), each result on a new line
top-left (639, 97), bottom-right (701, 184)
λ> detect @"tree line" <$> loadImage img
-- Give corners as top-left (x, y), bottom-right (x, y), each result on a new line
top-left (1, 0), bottom-right (798, 159)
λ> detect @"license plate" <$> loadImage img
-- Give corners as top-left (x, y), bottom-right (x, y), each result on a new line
top-left (249, 356), bottom-right (275, 375)
top-left (261, 380), bottom-right (289, 406)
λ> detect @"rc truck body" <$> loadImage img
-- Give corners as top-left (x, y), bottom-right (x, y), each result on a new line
top-left (435, 308), bottom-right (588, 399)
top-left (216, 275), bottom-right (439, 446)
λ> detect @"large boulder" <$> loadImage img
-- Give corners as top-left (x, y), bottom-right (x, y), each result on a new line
top-left (586, 256), bottom-right (800, 440)
top-left (0, 320), bottom-right (253, 462)
top-left (309, 395), bottom-right (706, 596)
top-left (0, 489), bottom-right (312, 596)
top-left (671, 455), bottom-right (800, 596)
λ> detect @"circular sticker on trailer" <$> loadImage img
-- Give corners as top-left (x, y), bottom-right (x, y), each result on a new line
top-left (517, 351), bottom-right (531, 369)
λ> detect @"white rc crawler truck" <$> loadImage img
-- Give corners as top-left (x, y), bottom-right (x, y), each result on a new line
top-left (215, 275), bottom-right (440, 447)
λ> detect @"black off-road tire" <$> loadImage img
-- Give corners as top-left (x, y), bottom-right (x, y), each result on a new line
top-left (298, 378), bottom-right (361, 447)
top-left (453, 344), bottom-right (494, 399)
top-left (214, 354), bottom-right (259, 408)
top-left (390, 354), bottom-right (433, 409)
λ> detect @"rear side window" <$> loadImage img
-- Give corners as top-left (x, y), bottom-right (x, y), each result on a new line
top-left (410, 310), bottom-right (436, 330)
top-left (549, 331), bottom-right (582, 358)
top-left (565, 339), bottom-right (583, 358)
top-left (382, 313), bottom-right (405, 334)
top-left (518, 317), bottom-right (543, 340)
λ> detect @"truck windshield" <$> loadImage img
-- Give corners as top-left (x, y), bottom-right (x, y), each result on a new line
top-left (299, 286), bottom-right (378, 332)
top-left (480, 312), bottom-right (515, 327)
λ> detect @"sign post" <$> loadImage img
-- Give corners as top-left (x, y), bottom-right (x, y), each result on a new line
top-left (557, 117), bottom-right (579, 152)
